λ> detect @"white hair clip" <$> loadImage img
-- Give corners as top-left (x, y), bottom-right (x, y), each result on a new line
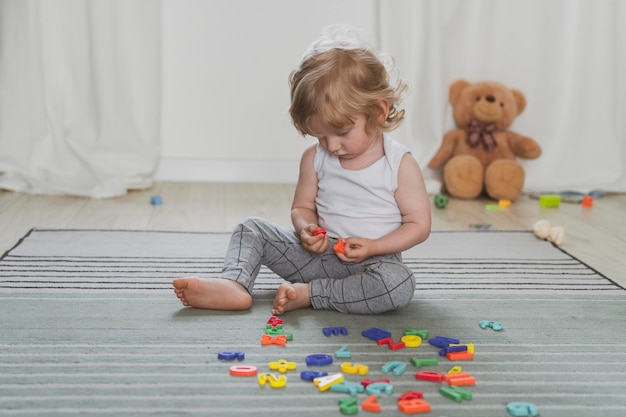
top-left (300, 24), bottom-right (396, 77)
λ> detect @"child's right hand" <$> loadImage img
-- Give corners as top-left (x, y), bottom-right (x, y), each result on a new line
top-left (299, 224), bottom-right (329, 254)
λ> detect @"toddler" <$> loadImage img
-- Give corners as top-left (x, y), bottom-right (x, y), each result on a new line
top-left (173, 25), bottom-right (431, 315)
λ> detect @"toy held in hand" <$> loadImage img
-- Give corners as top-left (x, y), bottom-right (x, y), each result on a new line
top-left (333, 238), bottom-right (346, 255)
top-left (428, 80), bottom-right (542, 201)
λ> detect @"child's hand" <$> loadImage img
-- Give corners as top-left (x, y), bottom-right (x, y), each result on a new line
top-left (299, 225), bottom-right (329, 254)
top-left (335, 237), bottom-right (375, 263)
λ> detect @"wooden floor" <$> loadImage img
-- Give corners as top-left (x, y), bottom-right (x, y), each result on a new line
top-left (1, 182), bottom-right (625, 287)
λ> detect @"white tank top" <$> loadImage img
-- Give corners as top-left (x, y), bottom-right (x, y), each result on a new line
top-left (314, 134), bottom-right (410, 240)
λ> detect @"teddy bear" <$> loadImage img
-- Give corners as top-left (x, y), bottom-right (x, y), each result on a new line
top-left (428, 79), bottom-right (542, 201)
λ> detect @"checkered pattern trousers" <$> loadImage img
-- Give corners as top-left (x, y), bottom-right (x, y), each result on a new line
top-left (219, 217), bottom-right (415, 314)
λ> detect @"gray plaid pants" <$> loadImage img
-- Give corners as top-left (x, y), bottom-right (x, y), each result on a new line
top-left (219, 217), bottom-right (416, 314)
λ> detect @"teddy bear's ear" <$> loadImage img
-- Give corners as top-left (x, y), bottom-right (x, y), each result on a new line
top-left (449, 79), bottom-right (470, 105)
top-left (511, 89), bottom-right (527, 115)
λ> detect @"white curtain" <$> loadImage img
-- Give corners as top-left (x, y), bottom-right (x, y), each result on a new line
top-left (1, 0), bottom-right (624, 196)
top-left (0, 0), bottom-right (160, 198)
top-left (379, 0), bottom-right (626, 193)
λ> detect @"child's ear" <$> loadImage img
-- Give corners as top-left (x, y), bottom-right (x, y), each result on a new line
top-left (377, 100), bottom-right (390, 123)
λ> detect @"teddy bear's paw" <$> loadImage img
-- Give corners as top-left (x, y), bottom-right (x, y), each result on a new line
top-left (443, 155), bottom-right (484, 199)
top-left (485, 159), bottom-right (525, 200)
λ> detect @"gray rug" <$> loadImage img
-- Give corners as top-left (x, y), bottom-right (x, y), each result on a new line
top-left (1, 229), bottom-right (625, 416)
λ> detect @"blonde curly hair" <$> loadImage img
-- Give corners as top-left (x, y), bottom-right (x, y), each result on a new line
top-left (289, 25), bottom-right (407, 137)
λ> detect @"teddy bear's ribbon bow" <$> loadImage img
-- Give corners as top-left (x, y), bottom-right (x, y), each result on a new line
top-left (467, 120), bottom-right (497, 151)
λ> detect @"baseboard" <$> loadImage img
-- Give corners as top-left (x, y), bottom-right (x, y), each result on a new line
top-left (153, 157), bottom-right (299, 183)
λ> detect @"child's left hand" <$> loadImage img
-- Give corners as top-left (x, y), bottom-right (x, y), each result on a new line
top-left (335, 237), bottom-right (376, 263)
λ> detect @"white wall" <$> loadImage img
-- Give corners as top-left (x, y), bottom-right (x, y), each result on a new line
top-left (157, 0), bottom-right (378, 183)
top-left (156, 0), bottom-right (626, 193)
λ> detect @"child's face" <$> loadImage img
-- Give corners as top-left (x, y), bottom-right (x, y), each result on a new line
top-left (309, 114), bottom-right (380, 161)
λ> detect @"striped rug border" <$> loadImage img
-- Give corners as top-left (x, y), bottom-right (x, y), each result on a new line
top-left (1, 228), bottom-right (623, 293)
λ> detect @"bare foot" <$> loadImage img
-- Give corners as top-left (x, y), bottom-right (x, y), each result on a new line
top-left (272, 283), bottom-right (311, 315)
top-left (172, 277), bottom-right (252, 310)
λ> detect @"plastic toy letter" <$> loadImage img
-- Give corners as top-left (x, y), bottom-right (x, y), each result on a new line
top-left (229, 365), bottom-right (257, 377)
top-left (313, 373), bottom-right (344, 391)
top-left (507, 402), bottom-right (540, 417)
top-left (330, 380), bottom-right (365, 396)
top-left (382, 360), bottom-right (407, 376)
top-left (365, 381), bottom-right (394, 397)
top-left (362, 395), bottom-right (381, 412)
top-left (398, 398), bottom-right (431, 414)
top-left (333, 238), bottom-right (346, 255)
top-left (268, 359), bottom-right (296, 373)
top-left (340, 362), bottom-right (369, 375)
top-left (257, 373), bottom-right (287, 388)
